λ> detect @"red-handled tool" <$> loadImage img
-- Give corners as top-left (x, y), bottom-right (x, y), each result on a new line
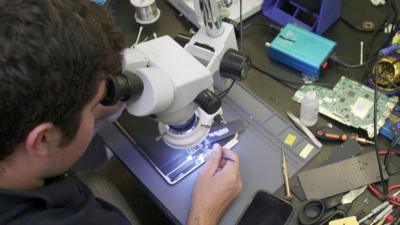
top-left (315, 127), bottom-right (375, 145)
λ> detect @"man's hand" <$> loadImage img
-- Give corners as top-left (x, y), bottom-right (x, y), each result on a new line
top-left (188, 143), bottom-right (242, 225)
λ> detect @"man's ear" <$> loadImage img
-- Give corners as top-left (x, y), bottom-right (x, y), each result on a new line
top-left (25, 122), bottom-right (57, 157)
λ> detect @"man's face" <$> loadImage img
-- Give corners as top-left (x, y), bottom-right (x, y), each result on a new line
top-left (45, 80), bottom-right (115, 176)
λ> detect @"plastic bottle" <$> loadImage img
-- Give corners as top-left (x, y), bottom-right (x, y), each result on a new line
top-left (300, 91), bottom-right (319, 127)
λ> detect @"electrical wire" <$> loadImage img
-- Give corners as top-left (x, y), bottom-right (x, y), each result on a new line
top-left (340, 16), bottom-right (377, 33)
top-left (373, 59), bottom-right (389, 197)
top-left (364, 0), bottom-right (400, 191)
top-left (331, 0), bottom-right (398, 70)
top-left (329, 52), bottom-right (367, 69)
top-left (366, 0), bottom-right (399, 65)
top-left (239, 0), bottom-right (243, 52)
top-left (242, 22), bottom-right (281, 33)
top-left (383, 138), bottom-right (400, 175)
top-left (368, 183), bottom-right (400, 206)
top-left (251, 63), bottom-right (334, 89)
top-left (368, 149), bottom-right (400, 205)
top-left (218, 79), bottom-right (235, 99)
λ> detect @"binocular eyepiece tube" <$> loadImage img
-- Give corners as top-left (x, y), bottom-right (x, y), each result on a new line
top-left (101, 72), bottom-right (144, 106)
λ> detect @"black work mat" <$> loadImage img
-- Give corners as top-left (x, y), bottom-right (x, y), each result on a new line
top-left (117, 83), bottom-right (321, 186)
top-left (298, 151), bottom-right (389, 199)
top-left (291, 139), bottom-right (364, 200)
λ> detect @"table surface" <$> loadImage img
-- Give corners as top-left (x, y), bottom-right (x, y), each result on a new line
top-left (99, 0), bottom-right (400, 224)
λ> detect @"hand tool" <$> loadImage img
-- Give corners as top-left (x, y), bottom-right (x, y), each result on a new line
top-left (222, 133), bottom-right (239, 149)
top-left (282, 146), bottom-right (293, 201)
top-left (371, 209), bottom-right (393, 225)
top-left (298, 199), bottom-right (346, 225)
top-left (299, 187), bottom-right (367, 225)
top-left (342, 186), bottom-right (367, 205)
top-left (358, 191), bottom-right (400, 224)
top-left (315, 126), bottom-right (375, 145)
top-left (329, 216), bottom-right (359, 225)
top-left (359, 201), bottom-right (390, 224)
top-left (287, 111), bottom-right (322, 148)
top-left (372, 207), bottom-right (394, 225)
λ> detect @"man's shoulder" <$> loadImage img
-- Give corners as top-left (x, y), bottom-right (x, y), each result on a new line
top-left (0, 172), bottom-right (131, 225)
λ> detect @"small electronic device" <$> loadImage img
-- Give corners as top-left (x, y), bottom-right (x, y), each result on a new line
top-left (293, 76), bottom-right (398, 138)
top-left (237, 190), bottom-right (293, 225)
top-left (267, 24), bottom-right (336, 79)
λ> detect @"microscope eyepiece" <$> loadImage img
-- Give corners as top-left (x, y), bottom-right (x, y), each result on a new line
top-left (101, 72), bottom-right (144, 106)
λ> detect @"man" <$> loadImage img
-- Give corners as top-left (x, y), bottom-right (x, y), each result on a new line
top-left (0, 0), bottom-right (242, 225)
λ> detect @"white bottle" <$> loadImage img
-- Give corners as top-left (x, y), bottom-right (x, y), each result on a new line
top-left (300, 91), bottom-right (319, 127)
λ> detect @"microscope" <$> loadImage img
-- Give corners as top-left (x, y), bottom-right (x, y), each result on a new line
top-left (103, 0), bottom-right (249, 151)
top-left (102, 36), bottom-right (224, 149)
top-left (101, 0), bottom-right (249, 184)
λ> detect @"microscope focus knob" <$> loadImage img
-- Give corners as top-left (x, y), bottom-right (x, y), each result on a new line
top-left (219, 48), bottom-right (251, 81)
top-left (194, 89), bottom-right (221, 115)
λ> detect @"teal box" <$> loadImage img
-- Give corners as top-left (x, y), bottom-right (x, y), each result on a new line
top-left (268, 23), bottom-right (336, 79)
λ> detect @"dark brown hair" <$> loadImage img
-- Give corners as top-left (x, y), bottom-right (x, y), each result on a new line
top-left (0, 0), bottom-right (126, 160)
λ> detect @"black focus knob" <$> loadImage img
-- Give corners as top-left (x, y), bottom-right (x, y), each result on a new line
top-left (219, 48), bottom-right (251, 81)
top-left (194, 89), bottom-right (221, 115)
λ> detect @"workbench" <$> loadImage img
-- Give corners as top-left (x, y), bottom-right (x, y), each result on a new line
top-left (98, 0), bottom-right (399, 224)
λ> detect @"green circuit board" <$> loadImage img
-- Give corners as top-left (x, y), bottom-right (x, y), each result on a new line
top-left (293, 76), bottom-right (399, 138)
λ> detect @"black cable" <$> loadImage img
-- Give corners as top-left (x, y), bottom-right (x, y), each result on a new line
top-left (251, 63), bottom-right (334, 89)
top-left (239, 0), bottom-right (243, 52)
top-left (329, 53), bottom-right (366, 69)
top-left (377, 73), bottom-right (400, 92)
top-left (242, 22), bottom-right (281, 33)
top-left (340, 16), bottom-right (377, 33)
top-left (384, 136), bottom-right (400, 175)
top-left (218, 79), bottom-right (235, 99)
top-left (251, 64), bottom-right (304, 87)
top-left (366, 0), bottom-right (398, 65)
top-left (373, 58), bottom-right (389, 197)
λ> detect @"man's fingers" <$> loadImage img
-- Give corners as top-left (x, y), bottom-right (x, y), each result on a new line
top-left (218, 148), bottom-right (240, 173)
top-left (221, 148), bottom-right (239, 164)
top-left (202, 144), bottom-right (223, 175)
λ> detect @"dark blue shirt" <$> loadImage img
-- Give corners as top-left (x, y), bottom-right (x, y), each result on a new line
top-left (0, 173), bottom-right (131, 225)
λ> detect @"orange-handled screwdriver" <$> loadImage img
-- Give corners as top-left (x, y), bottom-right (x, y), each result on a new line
top-left (315, 127), bottom-right (375, 145)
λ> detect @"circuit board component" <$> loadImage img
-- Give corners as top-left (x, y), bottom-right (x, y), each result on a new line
top-left (293, 76), bottom-right (399, 138)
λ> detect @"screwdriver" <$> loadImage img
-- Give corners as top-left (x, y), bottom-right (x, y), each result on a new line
top-left (315, 126), bottom-right (375, 145)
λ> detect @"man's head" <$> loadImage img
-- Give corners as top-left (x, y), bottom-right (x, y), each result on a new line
top-left (0, 0), bottom-right (125, 178)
